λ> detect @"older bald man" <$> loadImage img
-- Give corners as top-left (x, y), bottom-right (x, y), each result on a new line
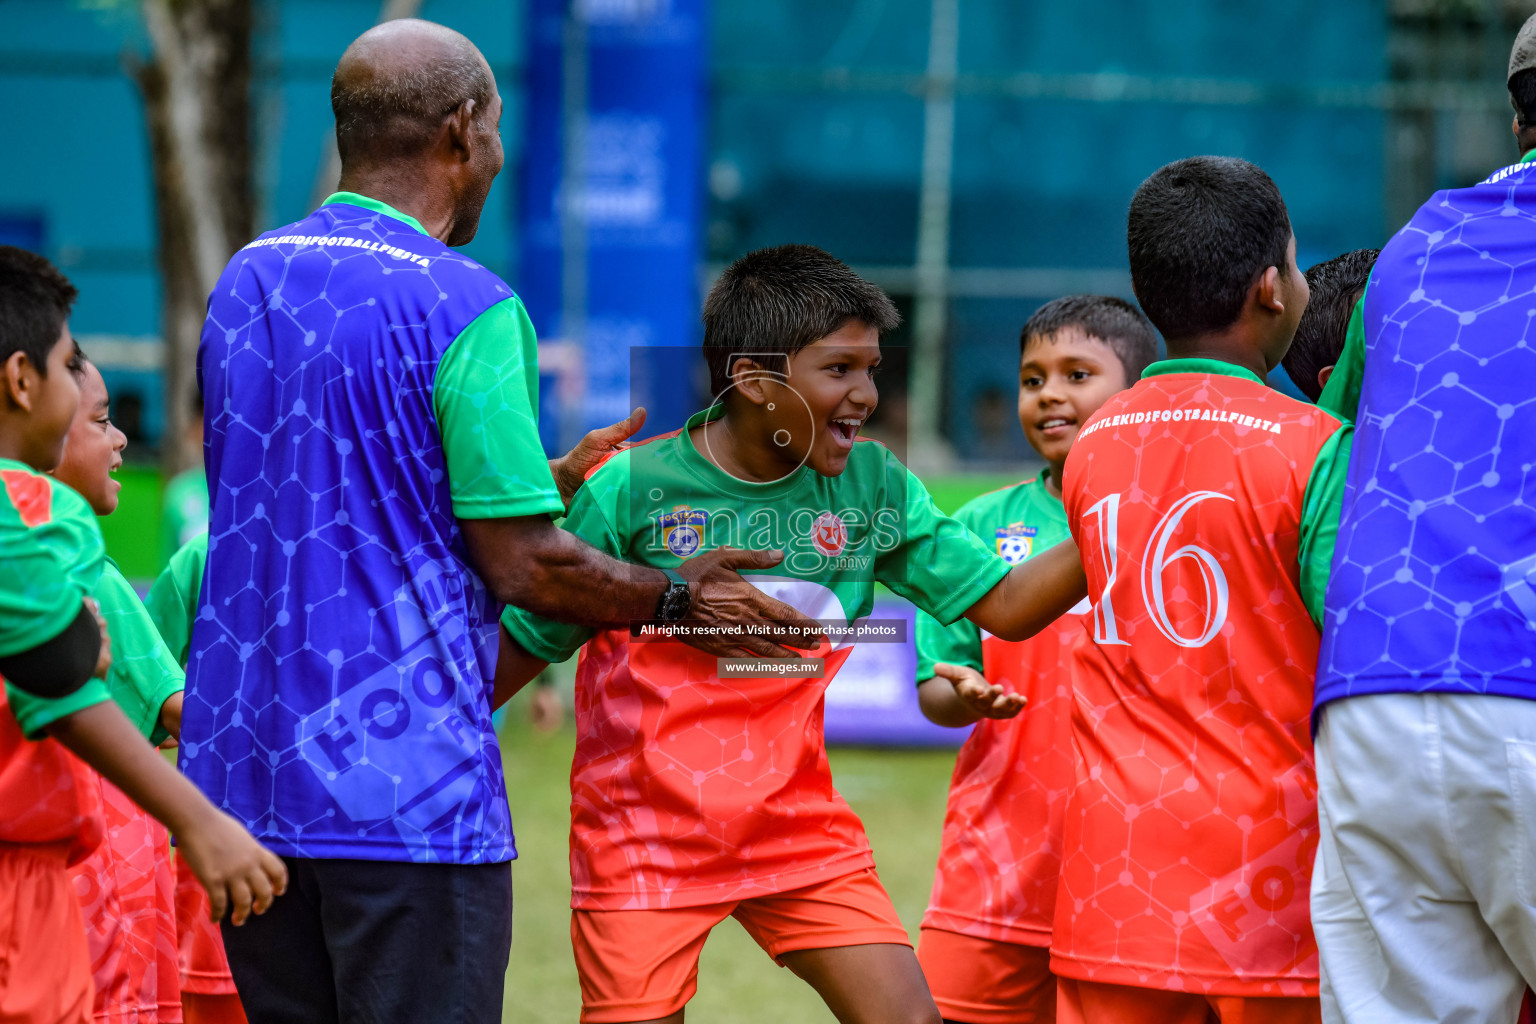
top-left (183, 20), bottom-right (817, 1023)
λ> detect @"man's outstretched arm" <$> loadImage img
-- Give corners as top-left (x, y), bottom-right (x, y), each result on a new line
top-left (462, 517), bottom-right (824, 660)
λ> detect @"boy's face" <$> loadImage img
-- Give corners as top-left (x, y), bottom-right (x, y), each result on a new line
top-left (1018, 327), bottom-right (1130, 470)
top-left (3, 324), bottom-right (83, 471)
top-left (763, 320), bottom-right (880, 477)
top-left (52, 361), bottom-right (125, 515)
top-left (1264, 234), bottom-right (1311, 371)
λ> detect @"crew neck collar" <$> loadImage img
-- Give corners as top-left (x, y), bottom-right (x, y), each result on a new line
top-left (321, 192), bottom-right (430, 236)
top-left (1141, 357), bottom-right (1265, 386)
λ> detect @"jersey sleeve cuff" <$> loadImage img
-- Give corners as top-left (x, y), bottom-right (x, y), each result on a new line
top-left (7, 677), bottom-right (113, 740)
top-left (141, 674), bottom-right (186, 746)
top-left (451, 490), bottom-right (566, 521)
top-left (500, 608), bottom-right (583, 665)
top-left (923, 557), bottom-right (1013, 627)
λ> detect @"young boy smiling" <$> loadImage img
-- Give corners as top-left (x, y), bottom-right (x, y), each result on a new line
top-left (915, 296), bottom-right (1158, 1024)
top-left (499, 244), bottom-right (1085, 1024)
top-left (52, 356), bottom-right (188, 1023)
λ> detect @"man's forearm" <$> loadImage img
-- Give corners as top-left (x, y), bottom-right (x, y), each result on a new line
top-left (462, 517), bottom-right (666, 630)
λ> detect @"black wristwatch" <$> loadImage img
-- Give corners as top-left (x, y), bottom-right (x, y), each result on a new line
top-left (654, 568), bottom-right (692, 623)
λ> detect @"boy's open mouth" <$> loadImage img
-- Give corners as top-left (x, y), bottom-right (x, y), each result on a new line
top-left (1037, 416), bottom-right (1076, 437)
top-left (829, 416), bottom-right (862, 447)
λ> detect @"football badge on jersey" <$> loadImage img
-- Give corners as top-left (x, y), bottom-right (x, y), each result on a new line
top-left (811, 511), bottom-right (848, 557)
top-left (995, 523), bottom-right (1036, 565)
top-left (660, 505), bottom-right (708, 558)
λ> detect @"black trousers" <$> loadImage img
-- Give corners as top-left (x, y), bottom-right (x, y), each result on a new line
top-left (221, 857), bottom-right (513, 1024)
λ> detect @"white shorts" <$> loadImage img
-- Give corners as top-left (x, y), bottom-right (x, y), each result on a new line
top-left (1312, 691), bottom-right (1536, 1023)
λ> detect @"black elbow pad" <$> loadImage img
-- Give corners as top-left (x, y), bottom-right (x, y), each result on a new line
top-left (0, 605), bottom-right (102, 698)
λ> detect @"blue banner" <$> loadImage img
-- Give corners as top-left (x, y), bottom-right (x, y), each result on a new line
top-left (520, 0), bottom-right (706, 448)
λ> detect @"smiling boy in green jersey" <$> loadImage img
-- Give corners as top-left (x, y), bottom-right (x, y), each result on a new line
top-left (0, 246), bottom-right (286, 1023)
top-left (495, 244), bottom-right (1086, 1024)
top-left (913, 295), bottom-right (1159, 1024)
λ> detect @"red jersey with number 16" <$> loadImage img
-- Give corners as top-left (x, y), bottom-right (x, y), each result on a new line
top-left (1057, 364), bottom-right (1343, 996)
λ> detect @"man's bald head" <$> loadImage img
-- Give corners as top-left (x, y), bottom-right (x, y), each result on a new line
top-left (331, 19), bottom-right (495, 164)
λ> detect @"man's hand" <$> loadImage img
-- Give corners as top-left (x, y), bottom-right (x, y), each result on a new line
top-left (175, 805), bottom-right (289, 925)
top-left (549, 407), bottom-right (647, 509)
top-left (675, 546), bottom-right (826, 659)
top-left (85, 597), bottom-right (111, 680)
top-left (934, 662), bottom-right (1026, 720)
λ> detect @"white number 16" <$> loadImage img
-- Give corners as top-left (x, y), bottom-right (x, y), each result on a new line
top-left (1082, 490), bottom-right (1235, 649)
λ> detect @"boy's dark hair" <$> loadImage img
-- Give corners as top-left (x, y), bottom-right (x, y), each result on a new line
top-left (1127, 156), bottom-right (1293, 341)
top-left (702, 244), bottom-right (900, 396)
top-left (1020, 294), bottom-right (1160, 383)
top-left (1283, 248), bottom-right (1378, 402)
top-left (0, 246), bottom-right (77, 378)
top-left (1512, 68), bottom-right (1536, 128)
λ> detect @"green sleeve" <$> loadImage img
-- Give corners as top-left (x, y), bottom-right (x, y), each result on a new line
top-left (1298, 424), bottom-right (1354, 628)
top-left (146, 533), bottom-right (207, 669)
top-left (875, 470), bottom-right (1011, 627)
top-left (434, 296), bottom-right (565, 520)
top-left (0, 477), bottom-right (105, 658)
top-left (5, 677), bottom-right (113, 739)
top-left (94, 561), bottom-right (185, 744)
top-left (913, 501), bottom-right (987, 681)
top-left (1317, 286), bottom-right (1367, 423)
top-left (499, 466), bottom-right (626, 663)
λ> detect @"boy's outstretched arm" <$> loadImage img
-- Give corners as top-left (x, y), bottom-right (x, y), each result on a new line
top-left (961, 538), bottom-right (1088, 642)
top-left (45, 701), bottom-right (288, 925)
top-left (492, 627), bottom-right (549, 711)
top-left (917, 663), bottom-right (1027, 727)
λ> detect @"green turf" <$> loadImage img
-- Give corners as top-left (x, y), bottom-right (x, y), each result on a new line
top-left (99, 464), bottom-right (164, 581)
top-left (496, 688), bottom-right (959, 1024)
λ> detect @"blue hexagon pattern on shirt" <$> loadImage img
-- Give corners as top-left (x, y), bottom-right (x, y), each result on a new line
top-left (181, 201), bottom-right (517, 863)
top-left (1319, 158), bottom-right (1536, 709)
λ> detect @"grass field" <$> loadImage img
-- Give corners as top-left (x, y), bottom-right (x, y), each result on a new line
top-left (496, 692), bottom-right (962, 1023)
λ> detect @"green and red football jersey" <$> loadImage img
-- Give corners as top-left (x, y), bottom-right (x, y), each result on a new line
top-left (502, 406), bottom-right (1010, 910)
top-left (1057, 359), bottom-right (1349, 996)
top-left (915, 473), bottom-right (1086, 947)
top-left (0, 459), bottom-right (108, 861)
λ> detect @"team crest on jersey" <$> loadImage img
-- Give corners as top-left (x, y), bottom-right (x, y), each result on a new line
top-left (811, 511), bottom-right (847, 557)
top-left (995, 523), bottom-right (1036, 565)
top-left (0, 470), bottom-right (52, 529)
top-left (660, 506), bottom-right (708, 557)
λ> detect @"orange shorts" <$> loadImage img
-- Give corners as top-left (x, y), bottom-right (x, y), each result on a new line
top-left (1057, 978), bottom-right (1321, 1024)
top-left (0, 844), bottom-right (93, 1024)
top-left (918, 927), bottom-right (1055, 1023)
top-left (570, 868), bottom-right (910, 1023)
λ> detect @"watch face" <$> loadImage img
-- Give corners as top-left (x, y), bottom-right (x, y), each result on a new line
top-left (661, 584), bottom-right (691, 621)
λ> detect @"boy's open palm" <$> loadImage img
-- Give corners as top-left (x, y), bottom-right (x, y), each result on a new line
top-left (934, 662), bottom-right (1026, 719)
top-left (178, 809), bottom-right (289, 926)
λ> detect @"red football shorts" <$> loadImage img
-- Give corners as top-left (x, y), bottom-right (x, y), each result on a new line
top-left (0, 844), bottom-right (93, 1024)
top-left (1057, 978), bottom-right (1321, 1024)
top-left (570, 868), bottom-right (910, 1023)
top-left (917, 927), bottom-right (1056, 1023)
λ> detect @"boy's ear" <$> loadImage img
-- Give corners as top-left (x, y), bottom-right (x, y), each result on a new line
top-left (1317, 365), bottom-right (1334, 392)
top-left (1, 352), bottom-right (35, 412)
top-left (729, 355), bottom-right (775, 407)
top-left (1253, 265), bottom-right (1286, 315)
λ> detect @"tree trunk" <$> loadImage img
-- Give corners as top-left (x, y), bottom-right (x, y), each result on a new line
top-left (133, 0), bottom-right (253, 475)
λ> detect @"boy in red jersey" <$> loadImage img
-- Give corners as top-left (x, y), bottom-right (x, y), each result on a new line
top-left (914, 295), bottom-right (1158, 1024)
top-left (0, 247), bottom-right (285, 1023)
top-left (1053, 157), bottom-right (1351, 1023)
top-left (51, 356), bottom-right (187, 1024)
top-left (499, 244), bottom-right (1086, 1024)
